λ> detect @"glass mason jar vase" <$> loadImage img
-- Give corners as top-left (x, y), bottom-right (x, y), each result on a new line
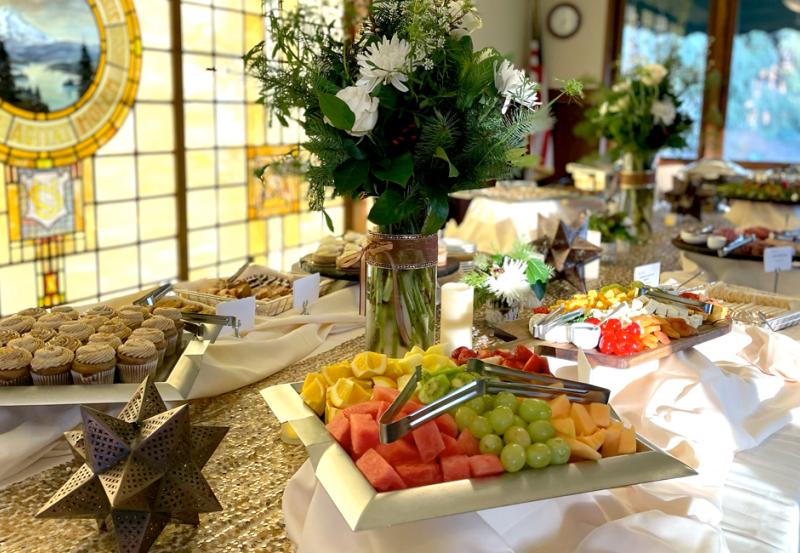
top-left (365, 232), bottom-right (437, 357)
top-left (618, 153), bottom-right (656, 241)
top-left (484, 298), bottom-right (522, 326)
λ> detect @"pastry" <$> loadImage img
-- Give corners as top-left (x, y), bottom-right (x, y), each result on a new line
top-left (0, 315), bottom-right (35, 334)
top-left (119, 305), bottom-right (152, 319)
top-left (117, 309), bottom-right (144, 330)
top-left (141, 316), bottom-right (178, 355)
top-left (8, 335), bottom-right (45, 354)
top-left (30, 345), bottom-right (74, 385)
top-left (130, 327), bottom-right (167, 366)
top-left (82, 304), bottom-right (118, 319)
top-left (58, 321), bottom-right (94, 343)
top-left (116, 338), bottom-right (158, 383)
top-left (0, 346), bottom-right (32, 386)
top-left (88, 332), bottom-right (123, 350)
top-left (48, 334), bottom-right (82, 352)
top-left (34, 313), bottom-right (69, 331)
top-left (153, 297), bottom-right (183, 309)
top-left (71, 343), bottom-right (116, 385)
top-left (152, 307), bottom-right (184, 334)
top-left (0, 328), bottom-right (20, 346)
top-left (17, 307), bottom-right (47, 320)
top-left (80, 315), bottom-right (109, 331)
top-left (97, 320), bottom-right (132, 341)
top-left (28, 327), bottom-right (56, 342)
top-left (51, 305), bottom-right (79, 320)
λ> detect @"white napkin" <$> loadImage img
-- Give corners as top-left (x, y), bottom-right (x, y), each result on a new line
top-left (738, 325), bottom-right (800, 382)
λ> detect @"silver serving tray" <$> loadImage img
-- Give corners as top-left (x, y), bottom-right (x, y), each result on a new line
top-left (260, 381), bottom-right (696, 531)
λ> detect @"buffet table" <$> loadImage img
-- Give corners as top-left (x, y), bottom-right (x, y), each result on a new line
top-left (1, 231), bottom-right (799, 553)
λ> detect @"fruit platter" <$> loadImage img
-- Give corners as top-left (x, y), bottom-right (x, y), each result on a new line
top-left (497, 283), bottom-right (732, 368)
top-left (672, 226), bottom-right (800, 262)
top-left (260, 345), bottom-right (695, 530)
top-left (717, 179), bottom-right (800, 205)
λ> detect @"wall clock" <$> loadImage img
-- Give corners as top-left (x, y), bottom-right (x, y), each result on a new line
top-left (547, 3), bottom-right (582, 40)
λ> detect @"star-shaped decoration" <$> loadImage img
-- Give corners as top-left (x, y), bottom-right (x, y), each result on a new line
top-left (665, 177), bottom-right (705, 221)
top-left (531, 215), bottom-right (601, 293)
top-left (37, 376), bottom-right (228, 553)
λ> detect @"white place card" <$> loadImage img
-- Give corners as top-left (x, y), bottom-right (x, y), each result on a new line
top-left (633, 262), bottom-right (661, 287)
top-left (216, 296), bottom-right (256, 335)
top-left (763, 246), bottom-right (794, 273)
top-left (293, 273), bottom-right (321, 311)
top-left (585, 230), bottom-right (602, 281)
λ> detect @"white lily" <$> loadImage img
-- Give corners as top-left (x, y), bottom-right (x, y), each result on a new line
top-left (651, 99), bottom-right (676, 126)
top-left (641, 63), bottom-right (667, 86)
top-left (357, 35), bottom-right (414, 92)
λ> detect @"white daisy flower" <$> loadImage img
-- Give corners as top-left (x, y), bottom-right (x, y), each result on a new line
top-left (651, 99), bottom-right (676, 126)
top-left (486, 258), bottom-right (533, 304)
top-left (494, 59), bottom-right (541, 113)
top-left (357, 35), bottom-right (414, 92)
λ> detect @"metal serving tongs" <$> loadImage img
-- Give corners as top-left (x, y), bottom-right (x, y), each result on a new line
top-left (379, 360), bottom-right (610, 444)
top-left (180, 312), bottom-right (241, 341)
top-left (132, 282), bottom-right (173, 307)
top-left (718, 234), bottom-right (755, 257)
top-left (531, 306), bottom-right (584, 339)
top-left (638, 285), bottom-right (713, 315)
top-left (225, 256), bottom-right (254, 286)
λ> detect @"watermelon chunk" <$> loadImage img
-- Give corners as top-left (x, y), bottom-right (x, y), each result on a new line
top-left (350, 413), bottom-right (379, 457)
top-left (440, 434), bottom-right (461, 457)
top-left (400, 399), bottom-right (424, 416)
top-left (356, 448), bottom-right (407, 492)
top-left (469, 454), bottom-right (504, 478)
top-left (435, 413), bottom-right (458, 438)
top-left (326, 413), bottom-right (351, 451)
top-left (371, 386), bottom-right (400, 403)
top-left (412, 421), bottom-right (445, 462)
top-left (441, 455), bottom-right (471, 482)
top-left (456, 429), bottom-right (480, 456)
top-left (374, 439), bottom-right (420, 465)
top-left (343, 401), bottom-right (388, 420)
top-left (395, 463), bottom-right (442, 487)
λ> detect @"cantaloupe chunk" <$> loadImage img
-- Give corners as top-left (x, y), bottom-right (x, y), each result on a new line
top-left (608, 419), bottom-right (623, 432)
top-left (618, 427), bottom-right (637, 455)
top-left (577, 428), bottom-right (606, 450)
top-left (566, 438), bottom-right (602, 461)
top-left (588, 403), bottom-right (610, 428)
top-left (570, 402), bottom-right (597, 436)
top-left (600, 426), bottom-right (621, 457)
top-left (551, 417), bottom-right (576, 438)
top-left (549, 395), bottom-right (570, 418)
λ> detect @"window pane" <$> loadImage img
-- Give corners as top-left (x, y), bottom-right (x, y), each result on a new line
top-left (619, 0), bottom-right (708, 158)
top-left (723, 1), bottom-right (800, 162)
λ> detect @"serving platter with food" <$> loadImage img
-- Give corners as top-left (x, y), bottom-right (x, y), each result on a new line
top-left (497, 282), bottom-right (732, 368)
top-left (261, 344), bottom-right (694, 531)
top-left (673, 225), bottom-right (800, 261)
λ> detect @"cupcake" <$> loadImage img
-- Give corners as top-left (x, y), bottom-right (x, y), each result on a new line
top-left (116, 338), bottom-right (158, 383)
top-left (17, 307), bottom-right (47, 320)
top-left (71, 343), bottom-right (116, 385)
top-left (8, 335), bottom-right (45, 355)
top-left (120, 305), bottom-right (152, 319)
top-left (0, 315), bottom-right (35, 334)
top-left (0, 346), bottom-right (32, 386)
top-left (30, 345), bottom-right (74, 385)
top-left (82, 304), bottom-right (118, 319)
top-left (58, 321), bottom-right (94, 343)
top-left (117, 309), bottom-right (144, 330)
top-left (88, 332), bottom-right (123, 350)
top-left (97, 320), bottom-right (132, 341)
top-left (48, 334), bottom-right (82, 352)
top-left (153, 307), bottom-right (184, 335)
top-left (130, 327), bottom-right (167, 366)
top-left (80, 315), bottom-right (109, 331)
top-left (28, 327), bottom-right (56, 342)
top-left (0, 328), bottom-right (20, 346)
top-left (51, 305), bottom-right (79, 320)
top-left (142, 316), bottom-right (178, 355)
top-left (34, 313), bottom-right (69, 331)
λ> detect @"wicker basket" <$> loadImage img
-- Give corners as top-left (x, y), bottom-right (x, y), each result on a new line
top-left (173, 265), bottom-right (335, 317)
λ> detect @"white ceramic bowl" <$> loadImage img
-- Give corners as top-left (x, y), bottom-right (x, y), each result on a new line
top-left (568, 323), bottom-right (601, 350)
top-left (706, 235), bottom-right (727, 249)
top-left (680, 230), bottom-right (709, 245)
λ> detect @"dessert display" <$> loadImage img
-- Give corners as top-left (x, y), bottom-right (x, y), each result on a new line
top-left (310, 232), bottom-right (366, 269)
top-left (674, 225), bottom-right (800, 259)
top-left (299, 344), bottom-right (638, 493)
top-left (151, 295), bottom-right (215, 314)
top-left (199, 273), bottom-right (293, 301)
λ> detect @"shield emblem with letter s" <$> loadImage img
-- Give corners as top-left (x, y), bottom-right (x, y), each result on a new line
top-left (21, 169), bottom-right (70, 229)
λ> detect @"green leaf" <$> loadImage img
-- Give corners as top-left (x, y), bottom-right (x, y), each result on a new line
top-left (343, 139), bottom-right (366, 160)
top-left (322, 210), bottom-right (335, 233)
top-left (421, 191), bottom-right (450, 235)
top-left (434, 147), bottom-right (460, 178)
top-left (525, 259), bottom-right (553, 285)
top-left (317, 92), bottom-right (355, 131)
top-left (368, 187), bottom-right (416, 226)
top-left (333, 159), bottom-right (370, 195)
top-left (373, 152), bottom-right (414, 187)
top-left (374, 85), bottom-right (398, 109)
top-left (531, 280), bottom-right (547, 301)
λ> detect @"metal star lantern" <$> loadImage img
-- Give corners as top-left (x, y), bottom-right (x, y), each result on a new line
top-left (531, 215), bottom-right (601, 293)
top-left (36, 376), bottom-right (228, 553)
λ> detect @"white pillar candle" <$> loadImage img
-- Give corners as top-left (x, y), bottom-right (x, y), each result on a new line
top-left (440, 282), bottom-right (474, 355)
top-left (585, 229), bottom-right (602, 281)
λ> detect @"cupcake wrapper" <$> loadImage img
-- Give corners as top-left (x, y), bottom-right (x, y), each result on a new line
top-left (165, 334), bottom-right (178, 356)
top-left (0, 373), bottom-right (32, 386)
top-left (32, 371), bottom-right (72, 385)
top-left (156, 348), bottom-right (166, 367)
top-left (117, 359), bottom-right (158, 383)
top-left (71, 366), bottom-right (115, 385)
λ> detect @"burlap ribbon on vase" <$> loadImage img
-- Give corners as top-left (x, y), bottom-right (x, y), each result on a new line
top-left (619, 171), bottom-right (655, 188)
top-left (340, 232), bottom-right (438, 348)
